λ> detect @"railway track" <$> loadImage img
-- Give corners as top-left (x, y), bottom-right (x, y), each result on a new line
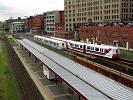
top-left (5, 37), bottom-right (44, 100)
top-left (119, 58), bottom-right (133, 66)
top-left (65, 49), bottom-right (133, 76)
top-left (15, 35), bottom-right (133, 76)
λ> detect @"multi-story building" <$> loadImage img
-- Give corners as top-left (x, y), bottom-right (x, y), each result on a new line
top-left (80, 26), bottom-right (133, 49)
top-left (31, 14), bottom-right (44, 35)
top-left (65, 0), bottom-right (133, 32)
top-left (55, 11), bottom-right (65, 38)
top-left (4, 17), bottom-right (25, 32)
top-left (24, 15), bottom-right (44, 35)
top-left (0, 21), bottom-right (3, 32)
top-left (24, 16), bottom-right (32, 33)
top-left (45, 11), bottom-right (61, 36)
top-left (9, 22), bottom-right (24, 33)
top-left (44, 10), bottom-right (74, 39)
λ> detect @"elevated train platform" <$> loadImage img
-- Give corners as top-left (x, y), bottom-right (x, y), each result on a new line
top-left (17, 39), bottom-right (133, 100)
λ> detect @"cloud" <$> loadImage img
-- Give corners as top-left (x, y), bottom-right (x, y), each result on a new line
top-left (0, 0), bottom-right (64, 21)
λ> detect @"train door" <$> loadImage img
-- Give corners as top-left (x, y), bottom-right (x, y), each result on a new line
top-left (83, 45), bottom-right (86, 53)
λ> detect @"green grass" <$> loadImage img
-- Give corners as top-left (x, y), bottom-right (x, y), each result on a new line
top-left (8, 38), bottom-right (16, 46)
top-left (0, 42), bottom-right (18, 100)
top-left (120, 49), bottom-right (133, 61)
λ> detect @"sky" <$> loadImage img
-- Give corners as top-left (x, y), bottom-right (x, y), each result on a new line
top-left (0, 0), bottom-right (64, 21)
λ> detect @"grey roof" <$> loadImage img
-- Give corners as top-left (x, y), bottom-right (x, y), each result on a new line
top-left (19, 39), bottom-right (133, 100)
top-left (18, 40), bottom-right (110, 100)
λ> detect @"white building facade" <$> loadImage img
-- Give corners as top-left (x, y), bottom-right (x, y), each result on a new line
top-left (45, 11), bottom-right (60, 36)
top-left (9, 22), bottom-right (24, 33)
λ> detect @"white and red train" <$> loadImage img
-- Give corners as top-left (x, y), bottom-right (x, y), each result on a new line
top-left (34, 35), bottom-right (120, 59)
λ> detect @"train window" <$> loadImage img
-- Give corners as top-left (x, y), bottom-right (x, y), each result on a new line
top-left (116, 50), bottom-right (118, 53)
top-left (105, 49), bottom-right (109, 53)
top-left (95, 48), bottom-right (99, 52)
top-left (62, 43), bottom-right (64, 46)
top-left (75, 44), bottom-right (79, 48)
top-left (57, 43), bottom-right (59, 45)
top-left (72, 44), bottom-right (74, 47)
top-left (87, 46), bottom-right (90, 50)
top-left (80, 45), bottom-right (82, 48)
top-left (54, 43), bottom-right (55, 45)
top-left (91, 47), bottom-right (94, 51)
top-left (100, 49), bottom-right (104, 53)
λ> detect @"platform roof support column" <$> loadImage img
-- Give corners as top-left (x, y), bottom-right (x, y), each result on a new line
top-left (60, 79), bottom-right (63, 85)
top-left (34, 57), bottom-right (38, 63)
top-left (28, 51), bottom-right (31, 57)
top-left (20, 45), bottom-right (23, 49)
top-left (55, 75), bottom-right (58, 85)
top-left (57, 78), bottom-right (63, 85)
top-left (24, 48), bottom-right (27, 53)
top-left (78, 95), bottom-right (80, 100)
top-left (55, 75), bottom-right (60, 85)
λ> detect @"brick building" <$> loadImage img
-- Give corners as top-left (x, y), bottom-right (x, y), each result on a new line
top-left (24, 16), bottom-right (32, 32)
top-left (31, 15), bottom-right (44, 34)
top-left (24, 15), bottom-right (44, 35)
top-left (54, 11), bottom-right (74, 39)
top-left (55, 30), bottom-right (74, 40)
top-left (80, 26), bottom-right (133, 49)
top-left (55, 11), bottom-right (65, 33)
top-left (54, 11), bottom-right (65, 38)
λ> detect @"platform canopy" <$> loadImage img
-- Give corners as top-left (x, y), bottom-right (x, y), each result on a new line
top-left (18, 39), bottom-right (133, 100)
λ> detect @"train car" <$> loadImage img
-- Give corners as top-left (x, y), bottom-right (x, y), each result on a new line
top-left (34, 35), bottom-right (44, 41)
top-left (34, 35), bottom-right (120, 59)
top-left (46, 39), bottom-right (66, 49)
top-left (51, 37), bottom-right (120, 59)
top-left (85, 44), bottom-right (120, 59)
top-left (50, 37), bottom-right (70, 48)
top-left (67, 40), bottom-right (86, 52)
top-left (34, 35), bottom-right (66, 49)
top-left (50, 37), bottom-right (87, 52)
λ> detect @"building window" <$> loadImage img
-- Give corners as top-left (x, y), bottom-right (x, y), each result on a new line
top-left (124, 32), bottom-right (128, 36)
top-left (73, 18), bottom-right (75, 21)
